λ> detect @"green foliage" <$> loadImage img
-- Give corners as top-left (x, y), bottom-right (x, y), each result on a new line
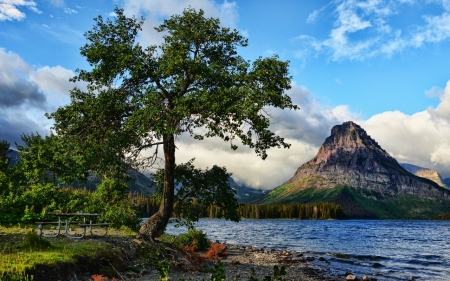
top-left (150, 250), bottom-right (170, 281)
top-left (21, 206), bottom-right (42, 223)
top-left (83, 179), bottom-right (141, 230)
top-left (0, 179), bottom-right (140, 230)
top-left (15, 133), bottom-right (87, 186)
top-left (20, 230), bottom-right (51, 250)
top-left (237, 202), bottom-right (346, 220)
top-left (432, 212), bottom-right (450, 220)
top-left (159, 228), bottom-right (210, 251)
top-left (209, 260), bottom-right (226, 281)
top-left (0, 140), bottom-right (11, 173)
top-left (247, 265), bottom-right (286, 281)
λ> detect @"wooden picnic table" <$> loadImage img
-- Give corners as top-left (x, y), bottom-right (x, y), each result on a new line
top-left (36, 212), bottom-right (109, 238)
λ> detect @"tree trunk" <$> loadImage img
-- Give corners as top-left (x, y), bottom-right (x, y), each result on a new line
top-left (138, 134), bottom-right (176, 241)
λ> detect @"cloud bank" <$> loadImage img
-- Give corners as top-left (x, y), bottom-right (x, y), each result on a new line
top-left (0, 48), bottom-right (83, 146)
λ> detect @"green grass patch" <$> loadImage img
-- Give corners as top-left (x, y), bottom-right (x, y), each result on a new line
top-left (0, 224), bottom-right (136, 281)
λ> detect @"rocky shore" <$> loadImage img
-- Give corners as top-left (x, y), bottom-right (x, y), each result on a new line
top-left (124, 242), bottom-right (373, 281)
top-left (128, 244), bottom-right (327, 280)
top-left (68, 236), bottom-right (379, 281)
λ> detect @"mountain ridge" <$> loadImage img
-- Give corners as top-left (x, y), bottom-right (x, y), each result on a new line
top-left (400, 163), bottom-right (449, 189)
top-left (260, 121), bottom-right (450, 218)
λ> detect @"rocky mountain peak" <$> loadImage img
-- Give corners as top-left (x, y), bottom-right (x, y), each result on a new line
top-left (283, 121), bottom-right (448, 200)
top-left (327, 121), bottom-right (381, 150)
top-left (311, 121), bottom-right (394, 167)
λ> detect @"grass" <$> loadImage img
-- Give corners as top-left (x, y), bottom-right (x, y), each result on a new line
top-left (0, 224), bottom-right (137, 281)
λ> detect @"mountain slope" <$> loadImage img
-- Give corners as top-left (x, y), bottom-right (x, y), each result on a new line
top-left (260, 121), bottom-right (450, 218)
top-left (400, 163), bottom-right (449, 189)
top-left (228, 178), bottom-right (265, 203)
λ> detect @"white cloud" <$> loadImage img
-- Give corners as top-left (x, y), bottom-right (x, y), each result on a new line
top-left (425, 85), bottom-right (444, 98)
top-left (0, 48), bottom-right (82, 145)
top-left (428, 80), bottom-right (450, 120)
top-left (64, 8), bottom-right (77, 14)
top-left (122, 0), bottom-right (241, 47)
top-left (360, 80), bottom-right (450, 179)
top-left (30, 65), bottom-right (87, 110)
top-left (0, 0), bottom-right (41, 21)
top-left (306, 8), bottom-right (323, 24)
top-left (296, 1), bottom-right (450, 61)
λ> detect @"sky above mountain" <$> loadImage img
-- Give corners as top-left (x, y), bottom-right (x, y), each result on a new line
top-left (2, 0), bottom-right (450, 189)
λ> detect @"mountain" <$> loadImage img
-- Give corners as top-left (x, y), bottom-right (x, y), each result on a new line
top-left (71, 169), bottom-right (156, 195)
top-left (228, 178), bottom-right (266, 203)
top-left (260, 121), bottom-right (450, 219)
top-left (6, 149), bottom-right (19, 165)
top-left (400, 163), bottom-right (449, 189)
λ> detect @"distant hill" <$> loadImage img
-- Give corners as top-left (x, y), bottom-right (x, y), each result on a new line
top-left (73, 169), bottom-right (156, 196)
top-left (400, 163), bottom-right (449, 189)
top-left (259, 121), bottom-right (450, 219)
top-left (227, 177), bottom-right (265, 203)
top-left (6, 149), bottom-right (19, 165)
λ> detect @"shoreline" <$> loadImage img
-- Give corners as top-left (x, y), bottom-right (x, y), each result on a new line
top-left (127, 243), bottom-right (354, 281)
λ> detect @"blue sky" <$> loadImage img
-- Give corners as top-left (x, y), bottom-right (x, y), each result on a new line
top-left (2, 0), bottom-right (450, 188)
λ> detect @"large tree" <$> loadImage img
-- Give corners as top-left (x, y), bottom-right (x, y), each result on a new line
top-left (49, 7), bottom-right (298, 241)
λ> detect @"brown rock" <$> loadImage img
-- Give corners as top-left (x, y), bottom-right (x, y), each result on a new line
top-left (346, 274), bottom-right (357, 281)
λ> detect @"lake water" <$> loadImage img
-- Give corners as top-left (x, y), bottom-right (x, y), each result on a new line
top-left (160, 219), bottom-right (450, 280)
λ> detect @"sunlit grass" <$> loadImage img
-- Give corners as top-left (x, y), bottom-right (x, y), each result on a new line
top-left (0, 223), bottom-right (136, 280)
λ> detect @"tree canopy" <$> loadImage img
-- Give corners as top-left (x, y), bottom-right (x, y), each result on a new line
top-left (49, 7), bottom-right (298, 240)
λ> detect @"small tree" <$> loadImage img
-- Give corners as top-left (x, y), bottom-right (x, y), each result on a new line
top-left (16, 133), bottom-right (87, 186)
top-left (49, 7), bottom-right (298, 241)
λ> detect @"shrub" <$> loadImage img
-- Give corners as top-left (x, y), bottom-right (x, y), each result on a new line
top-left (206, 243), bottom-right (228, 260)
top-left (21, 229), bottom-right (51, 250)
top-left (160, 228), bottom-right (210, 251)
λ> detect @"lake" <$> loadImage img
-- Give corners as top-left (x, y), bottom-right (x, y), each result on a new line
top-left (160, 219), bottom-right (450, 280)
